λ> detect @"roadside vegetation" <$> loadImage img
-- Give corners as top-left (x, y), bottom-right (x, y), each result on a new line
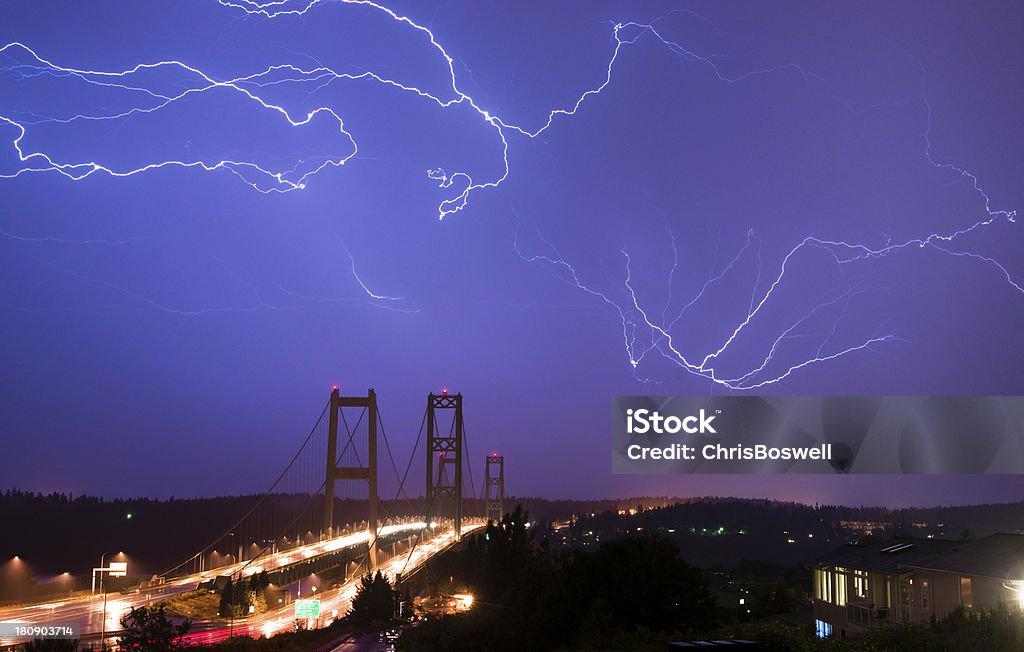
top-left (157, 590), bottom-right (221, 620)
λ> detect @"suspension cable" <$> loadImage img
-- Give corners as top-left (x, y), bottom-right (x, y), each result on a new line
top-left (159, 398), bottom-right (330, 578)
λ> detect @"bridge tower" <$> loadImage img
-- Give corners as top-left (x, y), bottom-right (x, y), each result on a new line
top-left (485, 453), bottom-right (504, 524)
top-left (426, 390), bottom-right (463, 540)
top-left (324, 387), bottom-right (378, 568)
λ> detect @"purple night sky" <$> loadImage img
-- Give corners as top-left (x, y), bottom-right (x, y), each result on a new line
top-left (1, 1), bottom-right (1022, 507)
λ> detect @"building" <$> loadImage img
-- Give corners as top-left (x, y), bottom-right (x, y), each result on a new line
top-left (811, 534), bottom-right (1024, 638)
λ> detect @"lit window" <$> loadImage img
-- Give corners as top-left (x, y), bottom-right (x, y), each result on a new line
top-left (815, 619), bottom-right (832, 639)
top-left (815, 568), bottom-right (834, 603)
top-left (960, 577), bottom-right (973, 609)
top-left (837, 573), bottom-right (848, 606)
top-left (853, 569), bottom-right (869, 599)
top-left (922, 579), bottom-right (929, 610)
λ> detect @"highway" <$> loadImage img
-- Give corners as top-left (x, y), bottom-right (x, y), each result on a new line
top-left (0, 521), bottom-right (481, 647)
top-left (183, 522), bottom-right (483, 645)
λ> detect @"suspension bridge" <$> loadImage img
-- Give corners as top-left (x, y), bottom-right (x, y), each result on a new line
top-left (0, 387), bottom-right (507, 647)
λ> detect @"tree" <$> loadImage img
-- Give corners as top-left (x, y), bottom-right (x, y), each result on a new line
top-left (404, 532), bottom-right (720, 651)
top-left (347, 570), bottom-right (396, 626)
top-left (476, 504), bottom-right (536, 601)
top-left (218, 572), bottom-right (269, 618)
top-left (218, 577), bottom-right (241, 618)
top-left (118, 605), bottom-right (191, 651)
top-left (568, 535), bottom-right (717, 635)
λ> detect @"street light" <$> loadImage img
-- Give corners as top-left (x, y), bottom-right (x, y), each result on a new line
top-left (93, 551), bottom-right (126, 651)
top-left (92, 552), bottom-right (125, 594)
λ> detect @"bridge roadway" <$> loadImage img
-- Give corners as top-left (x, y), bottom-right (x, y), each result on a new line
top-left (0, 520), bottom-right (484, 647)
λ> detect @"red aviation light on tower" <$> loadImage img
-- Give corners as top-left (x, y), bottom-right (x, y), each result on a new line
top-left (331, 384), bottom-right (338, 392)
top-left (441, 387), bottom-right (448, 395)
top-left (492, 452), bottom-right (498, 457)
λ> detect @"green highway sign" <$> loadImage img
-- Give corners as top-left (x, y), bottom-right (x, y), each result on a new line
top-left (295, 599), bottom-right (320, 618)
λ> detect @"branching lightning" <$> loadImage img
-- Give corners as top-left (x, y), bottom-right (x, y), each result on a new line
top-left (509, 36), bottom-right (1018, 389)
top-left (0, 2), bottom-right (872, 215)
top-left (0, 0), bottom-right (1019, 388)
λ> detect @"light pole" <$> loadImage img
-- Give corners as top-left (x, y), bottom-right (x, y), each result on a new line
top-left (229, 576), bottom-right (235, 641)
top-left (93, 551), bottom-right (126, 651)
top-left (310, 585), bottom-right (318, 628)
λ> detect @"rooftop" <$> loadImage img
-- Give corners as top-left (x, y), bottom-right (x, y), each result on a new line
top-left (815, 533), bottom-right (1024, 580)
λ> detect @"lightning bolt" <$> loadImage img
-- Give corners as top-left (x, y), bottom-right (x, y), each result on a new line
top-left (0, 2), bottom-right (880, 216)
top-left (1, 1), bottom-right (1018, 388)
top-left (510, 72), bottom-right (1017, 389)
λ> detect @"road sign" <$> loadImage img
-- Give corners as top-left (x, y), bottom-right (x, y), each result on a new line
top-left (295, 599), bottom-right (320, 618)
top-left (108, 562), bottom-right (127, 577)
